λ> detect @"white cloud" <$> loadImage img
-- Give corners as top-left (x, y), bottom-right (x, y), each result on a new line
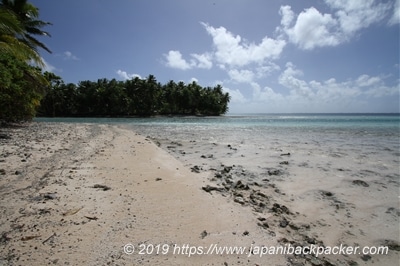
top-left (164, 50), bottom-right (193, 70)
top-left (222, 62), bottom-right (398, 112)
top-left (251, 82), bottom-right (284, 103)
top-left (279, 6), bottom-right (340, 50)
top-left (64, 51), bottom-right (79, 60)
top-left (201, 22), bottom-right (286, 67)
top-left (278, 63), bottom-right (399, 106)
top-left (41, 58), bottom-right (57, 73)
top-left (278, 0), bottom-right (392, 50)
top-left (191, 53), bottom-right (213, 69)
top-left (116, 70), bottom-right (141, 80)
top-left (326, 0), bottom-right (391, 35)
top-left (228, 69), bottom-right (255, 83)
top-left (164, 50), bottom-right (213, 70)
top-left (356, 74), bottom-right (381, 87)
top-left (221, 86), bottom-right (247, 104)
top-left (389, 0), bottom-right (400, 25)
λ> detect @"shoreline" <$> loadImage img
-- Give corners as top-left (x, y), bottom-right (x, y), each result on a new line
top-left (0, 123), bottom-right (284, 265)
top-left (0, 122), bottom-right (398, 265)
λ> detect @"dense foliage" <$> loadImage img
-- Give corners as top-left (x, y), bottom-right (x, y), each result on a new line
top-left (0, 53), bottom-right (47, 120)
top-left (38, 75), bottom-right (231, 117)
top-left (0, 0), bottom-right (51, 122)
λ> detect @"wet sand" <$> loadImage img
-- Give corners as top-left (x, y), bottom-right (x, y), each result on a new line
top-left (142, 124), bottom-right (400, 265)
top-left (0, 123), bottom-right (285, 265)
top-left (0, 122), bottom-right (399, 265)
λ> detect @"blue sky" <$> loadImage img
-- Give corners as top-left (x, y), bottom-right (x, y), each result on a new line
top-left (32, 0), bottom-right (399, 113)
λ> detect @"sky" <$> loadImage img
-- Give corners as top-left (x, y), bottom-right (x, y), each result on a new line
top-left (31, 0), bottom-right (400, 113)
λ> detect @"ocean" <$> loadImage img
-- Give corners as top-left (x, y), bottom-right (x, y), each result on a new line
top-left (36, 113), bottom-right (400, 172)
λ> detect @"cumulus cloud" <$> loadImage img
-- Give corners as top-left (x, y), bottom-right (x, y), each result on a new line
top-left (190, 53), bottom-right (213, 69)
top-left (164, 50), bottom-right (213, 70)
top-left (116, 70), bottom-right (141, 80)
top-left (64, 51), bottom-right (79, 60)
top-left (164, 50), bottom-right (192, 70)
top-left (228, 69), bottom-right (255, 83)
top-left (278, 62), bottom-right (398, 105)
top-left (201, 22), bottom-right (286, 67)
top-left (279, 6), bottom-right (339, 50)
top-left (278, 0), bottom-right (392, 50)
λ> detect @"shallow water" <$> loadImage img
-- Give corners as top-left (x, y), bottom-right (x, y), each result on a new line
top-left (36, 114), bottom-right (400, 163)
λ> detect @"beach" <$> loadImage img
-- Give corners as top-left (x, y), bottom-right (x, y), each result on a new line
top-left (0, 120), bottom-right (399, 265)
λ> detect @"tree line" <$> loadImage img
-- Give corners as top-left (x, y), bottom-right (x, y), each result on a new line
top-left (0, 0), bottom-right (230, 122)
top-left (38, 75), bottom-right (230, 117)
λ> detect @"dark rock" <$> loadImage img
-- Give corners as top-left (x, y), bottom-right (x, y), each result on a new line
top-left (200, 230), bottom-right (208, 239)
top-left (214, 173), bottom-right (223, 178)
top-left (191, 165), bottom-right (202, 173)
top-left (234, 180), bottom-right (249, 190)
top-left (43, 193), bottom-right (57, 200)
top-left (155, 177), bottom-right (162, 181)
top-left (0, 169), bottom-right (5, 175)
top-left (0, 133), bottom-right (11, 139)
top-left (268, 169), bottom-right (283, 176)
top-left (279, 161), bottom-right (289, 165)
top-left (15, 170), bottom-right (22, 175)
top-left (257, 192), bottom-right (268, 198)
top-left (382, 239), bottom-right (400, 251)
top-left (279, 218), bottom-right (289, 228)
top-left (92, 184), bottom-right (111, 191)
top-left (223, 166), bottom-right (232, 173)
top-left (347, 260), bottom-right (359, 266)
top-left (234, 197), bottom-right (246, 205)
top-left (280, 152), bottom-right (291, 156)
top-left (322, 191), bottom-right (333, 197)
top-left (352, 180), bottom-right (369, 187)
top-left (271, 203), bottom-right (291, 214)
top-left (202, 185), bottom-right (224, 193)
top-left (242, 230), bottom-right (249, 236)
top-left (258, 221), bottom-right (269, 229)
top-left (360, 254), bottom-right (371, 261)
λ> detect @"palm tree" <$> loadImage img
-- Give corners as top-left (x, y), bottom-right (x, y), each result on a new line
top-left (1, 0), bottom-right (51, 64)
top-left (0, 7), bottom-right (43, 64)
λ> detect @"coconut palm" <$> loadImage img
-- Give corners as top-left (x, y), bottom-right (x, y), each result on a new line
top-left (1, 0), bottom-right (51, 63)
top-left (0, 7), bottom-right (43, 64)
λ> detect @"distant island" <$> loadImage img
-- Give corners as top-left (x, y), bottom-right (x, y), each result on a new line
top-left (0, 0), bottom-right (230, 122)
top-left (37, 74), bottom-right (231, 117)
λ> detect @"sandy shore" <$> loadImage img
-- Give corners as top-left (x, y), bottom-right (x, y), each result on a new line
top-left (1, 122), bottom-right (399, 265)
top-left (0, 123), bottom-right (289, 265)
top-left (133, 123), bottom-right (400, 266)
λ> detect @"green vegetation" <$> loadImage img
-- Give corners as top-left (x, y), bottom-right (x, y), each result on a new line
top-left (0, 0), bottom-right (51, 122)
top-left (0, 0), bottom-right (230, 122)
top-left (0, 53), bottom-right (47, 121)
top-left (38, 75), bottom-right (231, 117)
top-left (1, 0), bottom-right (51, 66)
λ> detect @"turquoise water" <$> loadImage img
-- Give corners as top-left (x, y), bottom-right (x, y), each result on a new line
top-left (35, 113), bottom-right (400, 134)
top-left (35, 113), bottom-right (400, 148)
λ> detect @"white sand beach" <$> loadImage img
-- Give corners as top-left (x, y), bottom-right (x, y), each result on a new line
top-left (0, 122), bottom-right (399, 265)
